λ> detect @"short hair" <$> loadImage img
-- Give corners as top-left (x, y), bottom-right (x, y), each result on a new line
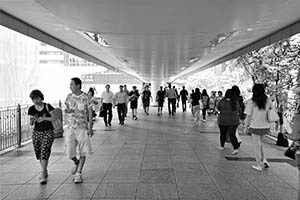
top-left (120, 85), bottom-right (124, 88)
top-left (133, 86), bottom-right (137, 89)
top-left (71, 77), bottom-right (82, 88)
top-left (88, 87), bottom-right (94, 96)
top-left (30, 89), bottom-right (44, 100)
top-left (105, 84), bottom-right (110, 88)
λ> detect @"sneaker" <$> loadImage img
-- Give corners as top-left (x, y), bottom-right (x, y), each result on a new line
top-left (203, 119), bottom-right (206, 122)
top-left (219, 147), bottom-right (225, 150)
top-left (263, 160), bottom-right (270, 168)
top-left (74, 172), bottom-right (83, 184)
top-left (251, 165), bottom-right (262, 172)
top-left (71, 164), bottom-right (79, 175)
top-left (108, 122), bottom-right (111, 126)
top-left (134, 116), bottom-right (138, 120)
top-left (231, 149), bottom-right (239, 155)
top-left (157, 113), bottom-right (160, 116)
top-left (40, 177), bottom-right (47, 184)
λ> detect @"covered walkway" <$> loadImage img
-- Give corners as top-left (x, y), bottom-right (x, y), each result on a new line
top-left (0, 108), bottom-right (298, 200)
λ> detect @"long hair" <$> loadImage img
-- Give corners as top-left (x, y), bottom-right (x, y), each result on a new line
top-left (252, 84), bottom-right (267, 110)
top-left (224, 89), bottom-right (237, 111)
top-left (231, 85), bottom-right (241, 97)
top-left (194, 88), bottom-right (201, 99)
top-left (202, 89), bottom-right (208, 96)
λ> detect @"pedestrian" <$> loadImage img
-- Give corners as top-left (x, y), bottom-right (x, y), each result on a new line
top-left (245, 84), bottom-right (272, 171)
top-left (87, 87), bottom-right (98, 121)
top-left (201, 89), bottom-right (210, 121)
top-left (189, 89), bottom-right (195, 117)
top-left (191, 88), bottom-right (201, 124)
top-left (232, 85), bottom-right (245, 147)
top-left (166, 84), bottom-right (177, 115)
top-left (217, 89), bottom-right (240, 155)
top-left (64, 77), bottom-right (93, 183)
top-left (142, 85), bottom-right (152, 115)
top-left (215, 91), bottom-right (223, 114)
top-left (173, 86), bottom-right (179, 111)
top-left (28, 90), bottom-right (56, 184)
top-left (156, 86), bottom-right (166, 116)
top-left (124, 85), bottom-right (129, 117)
top-left (114, 85), bottom-right (128, 125)
top-left (180, 86), bottom-right (189, 112)
top-left (128, 86), bottom-right (140, 120)
top-left (100, 84), bottom-right (114, 127)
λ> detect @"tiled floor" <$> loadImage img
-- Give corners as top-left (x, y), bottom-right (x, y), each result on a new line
top-left (0, 107), bottom-right (298, 199)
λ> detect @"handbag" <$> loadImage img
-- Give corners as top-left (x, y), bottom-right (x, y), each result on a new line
top-left (284, 141), bottom-right (300, 160)
top-left (267, 108), bottom-right (279, 123)
top-left (276, 132), bottom-right (289, 147)
top-left (99, 106), bottom-right (105, 117)
top-left (45, 104), bottom-right (63, 136)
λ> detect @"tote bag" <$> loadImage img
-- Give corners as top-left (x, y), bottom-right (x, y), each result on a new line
top-left (267, 108), bottom-right (279, 123)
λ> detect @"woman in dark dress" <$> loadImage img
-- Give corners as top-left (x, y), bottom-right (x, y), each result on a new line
top-left (28, 90), bottom-right (56, 184)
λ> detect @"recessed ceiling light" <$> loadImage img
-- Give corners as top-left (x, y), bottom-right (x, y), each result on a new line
top-left (188, 57), bottom-right (200, 63)
top-left (180, 67), bottom-right (186, 69)
top-left (247, 28), bottom-right (253, 31)
top-left (64, 27), bottom-right (71, 31)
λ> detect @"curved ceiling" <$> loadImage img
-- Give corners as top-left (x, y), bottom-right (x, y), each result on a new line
top-left (0, 0), bottom-right (300, 84)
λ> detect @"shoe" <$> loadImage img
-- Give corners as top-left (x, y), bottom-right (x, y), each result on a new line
top-left (157, 113), bottom-right (160, 116)
top-left (40, 176), bottom-right (47, 184)
top-left (121, 122), bottom-right (124, 125)
top-left (134, 116), bottom-right (138, 120)
top-left (263, 161), bottom-right (270, 168)
top-left (203, 119), bottom-right (206, 122)
top-left (146, 112), bottom-right (149, 115)
top-left (71, 164), bottom-right (79, 175)
top-left (251, 165), bottom-right (262, 172)
top-left (74, 172), bottom-right (83, 184)
top-left (219, 147), bottom-right (224, 150)
top-left (231, 149), bottom-right (239, 155)
top-left (238, 142), bottom-right (242, 148)
top-left (105, 123), bottom-right (108, 127)
top-left (108, 122), bottom-right (111, 126)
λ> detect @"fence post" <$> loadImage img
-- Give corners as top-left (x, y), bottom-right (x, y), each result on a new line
top-left (16, 104), bottom-right (22, 147)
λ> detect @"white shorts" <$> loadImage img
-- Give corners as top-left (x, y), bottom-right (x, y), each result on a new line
top-left (64, 127), bottom-right (92, 159)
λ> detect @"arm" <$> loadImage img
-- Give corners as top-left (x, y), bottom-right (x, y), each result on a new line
top-left (88, 106), bottom-right (93, 137)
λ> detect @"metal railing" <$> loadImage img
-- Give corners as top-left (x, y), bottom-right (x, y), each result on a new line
top-left (0, 104), bottom-right (33, 151)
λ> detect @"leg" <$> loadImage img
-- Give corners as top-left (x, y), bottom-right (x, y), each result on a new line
top-left (108, 103), bottom-right (113, 125)
top-left (219, 125), bottom-right (228, 148)
top-left (103, 103), bottom-right (108, 126)
top-left (260, 134), bottom-right (266, 162)
top-left (168, 99), bottom-right (171, 114)
top-left (76, 156), bottom-right (86, 173)
top-left (228, 125), bottom-right (239, 150)
top-left (121, 103), bottom-right (126, 123)
top-left (202, 108), bottom-right (207, 120)
top-left (117, 104), bottom-right (122, 123)
top-left (172, 99), bottom-right (176, 114)
top-left (252, 134), bottom-right (263, 168)
top-left (39, 130), bottom-right (54, 181)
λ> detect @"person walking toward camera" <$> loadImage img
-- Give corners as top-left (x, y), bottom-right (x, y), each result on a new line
top-left (100, 84), bottom-right (114, 127)
top-left (245, 84), bottom-right (272, 171)
top-left (217, 89), bottom-right (240, 155)
top-left (64, 77), bottom-right (93, 183)
top-left (114, 85), bottom-right (128, 125)
top-left (129, 86), bottom-right (140, 120)
top-left (28, 90), bottom-right (56, 184)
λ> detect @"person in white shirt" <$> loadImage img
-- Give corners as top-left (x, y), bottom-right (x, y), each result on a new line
top-left (245, 84), bottom-right (272, 172)
top-left (114, 85), bottom-right (128, 125)
top-left (165, 84), bottom-right (177, 115)
top-left (100, 84), bottom-right (114, 127)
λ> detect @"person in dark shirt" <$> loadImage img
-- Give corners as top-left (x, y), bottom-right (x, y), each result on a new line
top-left (201, 89), bottom-right (210, 121)
top-left (156, 86), bottom-right (166, 116)
top-left (217, 89), bottom-right (240, 154)
top-left (129, 86), bottom-right (140, 120)
top-left (142, 85), bottom-right (152, 115)
top-left (191, 88), bottom-right (201, 124)
top-left (180, 86), bottom-right (189, 112)
top-left (28, 90), bottom-right (56, 184)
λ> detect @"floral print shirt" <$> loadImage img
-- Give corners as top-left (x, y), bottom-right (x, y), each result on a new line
top-left (64, 92), bottom-right (90, 129)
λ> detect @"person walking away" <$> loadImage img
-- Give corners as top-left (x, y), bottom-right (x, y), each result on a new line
top-left (215, 91), bottom-right (223, 114)
top-left (129, 86), bottom-right (140, 120)
top-left (244, 84), bottom-right (272, 171)
top-left (189, 90), bottom-right (195, 117)
top-left (100, 84), bottom-right (114, 127)
top-left (201, 89), bottom-right (210, 121)
top-left (156, 86), bottom-right (166, 116)
top-left (180, 86), bottom-right (189, 112)
top-left (173, 86), bottom-right (179, 111)
top-left (232, 85), bottom-right (245, 147)
top-left (28, 90), bottom-right (56, 184)
top-left (64, 77), bottom-right (93, 183)
top-left (142, 85), bottom-right (152, 115)
top-left (191, 88), bottom-right (201, 124)
top-left (166, 84), bottom-right (177, 115)
top-left (114, 85), bottom-right (128, 125)
top-left (217, 89), bottom-right (240, 155)
top-left (124, 85), bottom-right (129, 117)
top-left (208, 92), bottom-right (217, 115)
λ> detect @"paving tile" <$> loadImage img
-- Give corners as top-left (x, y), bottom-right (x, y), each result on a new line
top-left (92, 183), bottom-right (137, 199)
top-left (142, 160), bottom-right (173, 169)
top-left (64, 171), bottom-right (106, 183)
top-left (1, 172), bottom-right (37, 184)
top-left (216, 184), bottom-right (266, 200)
top-left (110, 161), bottom-right (142, 171)
top-left (0, 184), bottom-right (22, 199)
top-left (256, 186), bottom-right (297, 200)
top-left (28, 172), bottom-right (69, 184)
top-left (178, 183), bottom-right (222, 199)
top-left (136, 183), bottom-right (178, 199)
top-left (139, 168), bottom-right (176, 184)
top-left (48, 183), bottom-right (98, 199)
top-left (4, 183), bottom-right (60, 200)
top-left (103, 170), bottom-right (140, 182)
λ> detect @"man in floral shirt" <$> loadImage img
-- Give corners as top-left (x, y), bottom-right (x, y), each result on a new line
top-left (64, 77), bottom-right (93, 184)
